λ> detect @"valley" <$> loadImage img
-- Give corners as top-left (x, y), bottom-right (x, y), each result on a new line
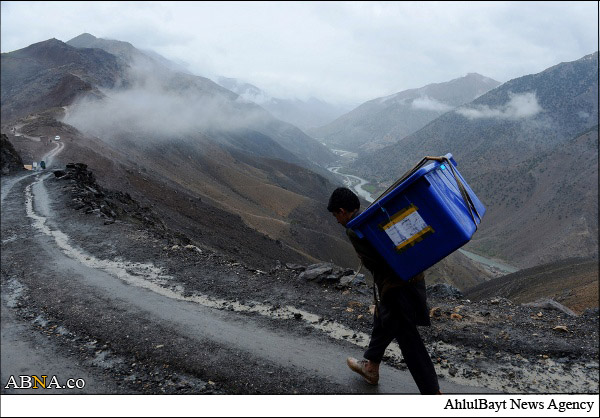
top-left (1, 32), bottom-right (597, 398)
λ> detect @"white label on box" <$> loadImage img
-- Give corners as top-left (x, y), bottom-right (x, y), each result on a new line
top-left (382, 206), bottom-right (433, 251)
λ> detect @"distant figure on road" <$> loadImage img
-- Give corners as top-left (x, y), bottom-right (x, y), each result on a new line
top-left (327, 187), bottom-right (440, 394)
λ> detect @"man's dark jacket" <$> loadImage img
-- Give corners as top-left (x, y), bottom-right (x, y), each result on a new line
top-left (346, 211), bottom-right (430, 326)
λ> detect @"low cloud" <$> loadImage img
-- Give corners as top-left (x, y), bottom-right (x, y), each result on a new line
top-left (411, 96), bottom-right (453, 112)
top-left (63, 59), bottom-right (269, 143)
top-left (456, 92), bottom-right (543, 120)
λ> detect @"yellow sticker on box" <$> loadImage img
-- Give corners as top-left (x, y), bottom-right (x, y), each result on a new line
top-left (380, 204), bottom-right (434, 252)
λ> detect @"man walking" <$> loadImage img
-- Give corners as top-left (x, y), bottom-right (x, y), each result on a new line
top-left (327, 187), bottom-right (440, 394)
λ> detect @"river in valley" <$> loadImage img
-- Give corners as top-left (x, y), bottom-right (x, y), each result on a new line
top-left (326, 148), bottom-right (519, 275)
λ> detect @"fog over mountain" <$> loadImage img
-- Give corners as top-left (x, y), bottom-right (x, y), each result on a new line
top-left (310, 73), bottom-right (501, 152)
top-left (58, 34), bottom-right (339, 172)
top-left (216, 76), bottom-right (353, 131)
top-left (1, 5), bottom-right (599, 402)
top-left (2, 34), bottom-right (597, 292)
top-left (1, 34), bottom-right (367, 271)
top-left (350, 52), bottom-right (599, 269)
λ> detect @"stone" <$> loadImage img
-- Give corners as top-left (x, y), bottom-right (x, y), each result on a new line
top-left (489, 297), bottom-right (512, 305)
top-left (298, 263), bottom-right (334, 281)
top-left (429, 307), bottom-right (442, 317)
top-left (339, 275), bottom-right (355, 286)
top-left (552, 325), bottom-right (569, 333)
top-left (523, 298), bottom-right (577, 317)
top-left (426, 283), bottom-right (464, 299)
top-left (351, 273), bottom-right (366, 286)
top-left (285, 263), bottom-right (305, 271)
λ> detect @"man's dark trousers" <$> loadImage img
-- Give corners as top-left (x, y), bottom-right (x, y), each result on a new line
top-left (363, 288), bottom-right (440, 394)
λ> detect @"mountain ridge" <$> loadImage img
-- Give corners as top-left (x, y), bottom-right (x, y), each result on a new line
top-left (309, 73), bottom-right (501, 152)
top-left (349, 51), bottom-right (599, 268)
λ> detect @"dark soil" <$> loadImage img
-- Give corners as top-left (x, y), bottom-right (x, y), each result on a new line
top-left (19, 163), bottom-right (597, 394)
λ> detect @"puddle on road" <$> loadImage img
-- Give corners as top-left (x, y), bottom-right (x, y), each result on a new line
top-left (1, 276), bottom-right (27, 308)
top-left (1, 234), bottom-right (18, 244)
top-left (23, 176), bottom-right (599, 393)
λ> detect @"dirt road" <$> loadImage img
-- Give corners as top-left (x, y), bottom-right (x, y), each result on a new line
top-left (1, 167), bottom-right (493, 395)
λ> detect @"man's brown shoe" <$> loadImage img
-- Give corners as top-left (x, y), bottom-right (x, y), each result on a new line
top-left (347, 357), bottom-right (379, 385)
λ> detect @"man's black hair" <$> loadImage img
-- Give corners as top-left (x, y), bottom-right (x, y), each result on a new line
top-left (327, 187), bottom-right (360, 213)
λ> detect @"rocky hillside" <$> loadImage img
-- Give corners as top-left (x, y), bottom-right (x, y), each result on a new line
top-left (468, 125), bottom-right (599, 266)
top-left (1, 35), bottom-right (338, 172)
top-left (465, 257), bottom-right (599, 314)
top-left (11, 163), bottom-right (597, 394)
top-left (310, 73), bottom-right (500, 152)
top-left (1, 38), bottom-right (125, 121)
top-left (0, 34), bottom-right (362, 270)
top-left (1, 133), bottom-right (24, 175)
top-left (1, 111), bottom-right (362, 270)
top-left (350, 52), bottom-right (599, 268)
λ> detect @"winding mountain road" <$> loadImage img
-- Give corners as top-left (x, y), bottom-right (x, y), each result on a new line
top-left (1, 143), bottom-right (492, 395)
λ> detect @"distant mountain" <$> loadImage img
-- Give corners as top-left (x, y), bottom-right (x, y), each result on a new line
top-left (1, 35), bottom-right (362, 270)
top-left (1, 35), bottom-right (338, 171)
top-left (350, 52), bottom-right (599, 268)
top-left (68, 33), bottom-right (190, 74)
top-left (310, 73), bottom-right (501, 152)
top-left (216, 76), bottom-right (352, 131)
top-left (1, 38), bottom-right (125, 121)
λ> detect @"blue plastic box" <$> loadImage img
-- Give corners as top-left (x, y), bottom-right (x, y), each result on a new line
top-left (347, 153), bottom-right (485, 281)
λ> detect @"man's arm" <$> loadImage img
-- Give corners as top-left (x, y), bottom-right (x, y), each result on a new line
top-left (346, 228), bottom-right (392, 276)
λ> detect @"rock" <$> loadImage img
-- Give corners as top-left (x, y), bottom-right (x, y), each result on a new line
top-left (426, 283), bottom-right (464, 299)
top-left (552, 325), bottom-right (569, 333)
top-left (286, 263), bottom-right (305, 271)
top-left (184, 245), bottom-right (202, 253)
top-left (429, 307), bottom-right (442, 318)
top-left (523, 298), bottom-right (577, 317)
top-left (489, 297), bottom-right (512, 305)
top-left (351, 274), bottom-right (366, 286)
top-left (298, 263), bottom-right (334, 281)
top-left (339, 275), bottom-right (355, 287)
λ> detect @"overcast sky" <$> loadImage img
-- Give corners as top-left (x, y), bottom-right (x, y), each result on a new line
top-left (1, 1), bottom-right (598, 105)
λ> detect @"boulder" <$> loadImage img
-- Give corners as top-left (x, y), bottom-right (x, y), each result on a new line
top-left (298, 263), bottom-right (334, 281)
top-left (426, 283), bottom-right (464, 299)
